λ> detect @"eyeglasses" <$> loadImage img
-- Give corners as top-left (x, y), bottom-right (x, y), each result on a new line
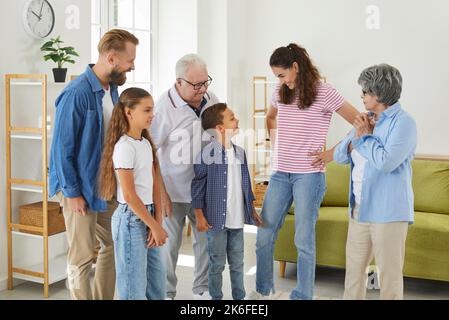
top-left (179, 75), bottom-right (213, 90)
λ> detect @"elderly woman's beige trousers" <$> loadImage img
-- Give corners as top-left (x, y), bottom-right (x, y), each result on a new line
top-left (343, 217), bottom-right (409, 300)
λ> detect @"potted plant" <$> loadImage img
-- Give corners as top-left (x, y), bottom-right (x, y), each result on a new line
top-left (40, 36), bottom-right (79, 82)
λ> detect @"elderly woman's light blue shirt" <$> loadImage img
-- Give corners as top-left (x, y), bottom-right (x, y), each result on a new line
top-left (333, 102), bottom-right (417, 224)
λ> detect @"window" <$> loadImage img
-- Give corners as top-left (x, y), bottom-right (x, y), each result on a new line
top-left (91, 0), bottom-right (155, 94)
top-left (91, 0), bottom-right (108, 64)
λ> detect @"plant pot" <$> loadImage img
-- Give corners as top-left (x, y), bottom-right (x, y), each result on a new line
top-left (52, 68), bottom-right (67, 82)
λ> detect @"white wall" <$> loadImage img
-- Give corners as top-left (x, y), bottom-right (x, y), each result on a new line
top-left (196, 0), bottom-right (252, 125)
top-left (197, 0), bottom-right (227, 102)
top-left (155, 0), bottom-right (198, 97)
top-left (226, 0), bottom-right (250, 124)
top-left (226, 0), bottom-right (449, 155)
top-left (0, 0), bottom-right (91, 291)
top-left (156, 0), bottom-right (227, 101)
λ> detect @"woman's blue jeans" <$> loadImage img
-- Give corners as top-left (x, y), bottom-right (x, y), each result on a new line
top-left (255, 171), bottom-right (326, 300)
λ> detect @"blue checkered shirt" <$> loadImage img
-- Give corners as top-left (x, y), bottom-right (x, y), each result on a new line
top-left (191, 140), bottom-right (256, 231)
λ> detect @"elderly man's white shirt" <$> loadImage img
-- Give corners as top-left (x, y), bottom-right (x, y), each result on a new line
top-left (151, 85), bottom-right (219, 202)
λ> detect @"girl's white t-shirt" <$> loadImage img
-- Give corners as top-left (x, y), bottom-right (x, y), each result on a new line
top-left (112, 135), bottom-right (154, 205)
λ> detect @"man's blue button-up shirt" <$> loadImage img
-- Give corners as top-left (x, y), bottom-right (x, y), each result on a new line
top-left (49, 64), bottom-right (119, 212)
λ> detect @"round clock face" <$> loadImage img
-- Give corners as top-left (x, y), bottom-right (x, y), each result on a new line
top-left (23, 0), bottom-right (55, 39)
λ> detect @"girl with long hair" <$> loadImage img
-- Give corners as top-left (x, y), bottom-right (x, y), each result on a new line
top-left (98, 87), bottom-right (168, 300)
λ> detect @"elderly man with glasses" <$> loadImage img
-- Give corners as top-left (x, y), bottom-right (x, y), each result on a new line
top-left (151, 54), bottom-right (219, 300)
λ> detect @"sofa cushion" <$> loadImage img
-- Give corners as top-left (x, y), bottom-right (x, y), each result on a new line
top-left (287, 162), bottom-right (350, 214)
top-left (274, 209), bottom-right (449, 282)
top-left (404, 211), bottom-right (449, 281)
top-left (412, 160), bottom-right (449, 215)
top-left (311, 159), bottom-right (449, 213)
top-left (321, 162), bottom-right (350, 207)
top-left (275, 206), bottom-right (349, 267)
top-left (276, 158), bottom-right (449, 282)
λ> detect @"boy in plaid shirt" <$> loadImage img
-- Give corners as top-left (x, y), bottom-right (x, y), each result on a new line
top-left (191, 103), bottom-right (262, 300)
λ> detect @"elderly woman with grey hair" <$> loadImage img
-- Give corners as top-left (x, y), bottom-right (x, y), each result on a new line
top-left (333, 64), bottom-right (417, 299)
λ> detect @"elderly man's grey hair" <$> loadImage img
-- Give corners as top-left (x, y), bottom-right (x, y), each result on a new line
top-left (358, 63), bottom-right (403, 106)
top-left (176, 53), bottom-right (208, 79)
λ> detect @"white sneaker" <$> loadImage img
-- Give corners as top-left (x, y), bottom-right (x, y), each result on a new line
top-left (193, 291), bottom-right (211, 300)
top-left (276, 291), bottom-right (291, 300)
top-left (245, 290), bottom-right (272, 300)
top-left (165, 297), bottom-right (174, 300)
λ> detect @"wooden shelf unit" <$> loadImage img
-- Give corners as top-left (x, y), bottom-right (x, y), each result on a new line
top-left (5, 74), bottom-right (67, 298)
top-left (251, 76), bottom-right (273, 208)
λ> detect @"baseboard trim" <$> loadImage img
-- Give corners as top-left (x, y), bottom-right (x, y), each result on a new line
top-left (0, 276), bottom-right (7, 292)
top-left (0, 276), bottom-right (27, 293)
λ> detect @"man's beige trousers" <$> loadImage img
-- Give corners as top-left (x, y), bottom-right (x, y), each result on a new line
top-left (60, 194), bottom-right (116, 300)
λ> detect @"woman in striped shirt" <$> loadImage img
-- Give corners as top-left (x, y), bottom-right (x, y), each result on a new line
top-left (249, 43), bottom-right (359, 300)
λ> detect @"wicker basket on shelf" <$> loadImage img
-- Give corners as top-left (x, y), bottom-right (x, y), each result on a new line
top-left (19, 201), bottom-right (66, 235)
top-left (254, 181), bottom-right (269, 208)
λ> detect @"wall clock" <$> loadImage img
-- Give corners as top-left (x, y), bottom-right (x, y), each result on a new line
top-left (22, 0), bottom-right (55, 39)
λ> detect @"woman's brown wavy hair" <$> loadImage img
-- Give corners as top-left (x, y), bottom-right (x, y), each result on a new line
top-left (98, 87), bottom-right (157, 200)
top-left (269, 43), bottom-right (321, 109)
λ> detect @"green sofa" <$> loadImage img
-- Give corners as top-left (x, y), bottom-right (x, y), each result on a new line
top-left (273, 157), bottom-right (449, 282)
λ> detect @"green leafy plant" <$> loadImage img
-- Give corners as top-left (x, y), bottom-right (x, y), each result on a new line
top-left (40, 36), bottom-right (79, 69)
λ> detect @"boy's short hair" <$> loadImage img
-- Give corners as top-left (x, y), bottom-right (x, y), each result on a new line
top-left (201, 103), bottom-right (227, 130)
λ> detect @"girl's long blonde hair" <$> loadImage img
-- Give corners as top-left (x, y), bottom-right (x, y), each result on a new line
top-left (98, 87), bottom-right (157, 200)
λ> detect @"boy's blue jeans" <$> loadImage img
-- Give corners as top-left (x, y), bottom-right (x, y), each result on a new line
top-left (256, 171), bottom-right (326, 300)
top-left (206, 228), bottom-right (245, 300)
top-left (111, 203), bottom-right (166, 300)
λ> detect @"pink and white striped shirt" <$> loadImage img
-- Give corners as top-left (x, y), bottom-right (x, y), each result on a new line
top-left (271, 82), bottom-right (345, 173)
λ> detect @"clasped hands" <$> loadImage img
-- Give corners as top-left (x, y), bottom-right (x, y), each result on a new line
top-left (353, 112), bottom-right (375, 138)
top-left (310, 112), bottom-right (375, 167)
